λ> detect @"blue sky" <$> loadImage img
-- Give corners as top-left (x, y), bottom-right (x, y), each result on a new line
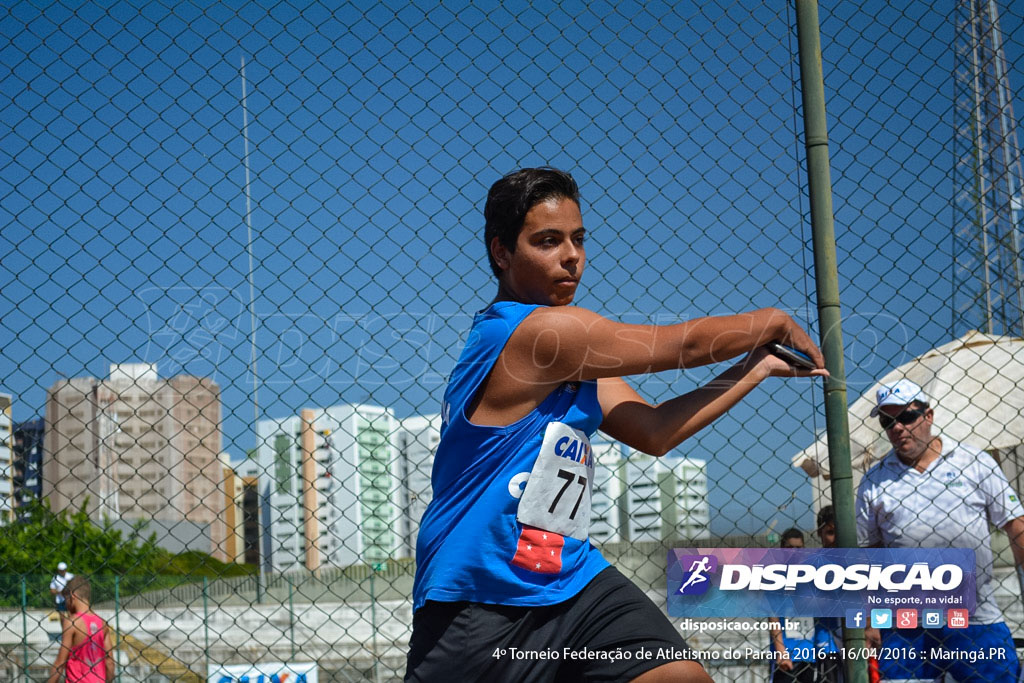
top-left (2, 0), bottom-right (1022, 536)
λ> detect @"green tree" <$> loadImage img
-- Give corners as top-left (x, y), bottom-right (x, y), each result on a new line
top-left (1, 498), bottom-right (256, 608)
top-left (0, 498), bottom-right (226, 607)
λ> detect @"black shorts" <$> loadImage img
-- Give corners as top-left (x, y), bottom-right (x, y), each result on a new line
top-left (405, 566), bottom-right (701, 682)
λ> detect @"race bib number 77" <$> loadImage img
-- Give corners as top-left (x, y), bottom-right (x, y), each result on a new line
top-left (516, 422), bottom-right (594, 541)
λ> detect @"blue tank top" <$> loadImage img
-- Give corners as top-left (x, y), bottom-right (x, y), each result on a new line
top-left (412, 301), bottom-right (610, 610)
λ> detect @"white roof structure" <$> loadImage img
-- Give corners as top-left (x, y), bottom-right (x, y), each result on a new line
top-left (791, 330), bottom-right (1024, 507)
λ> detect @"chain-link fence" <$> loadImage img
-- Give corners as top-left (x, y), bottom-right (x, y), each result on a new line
top-left (3, 0), bottom-right (1024, 681)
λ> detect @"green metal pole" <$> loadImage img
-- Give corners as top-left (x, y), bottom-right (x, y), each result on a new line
top-left (203, 577), bottom-right (210, 677)
top-left (21, 577), bottom-right (30, 683)
top-left (114, 576), bottom-right (122, 683)
top-left (793, 2), bottom-right (865, 683)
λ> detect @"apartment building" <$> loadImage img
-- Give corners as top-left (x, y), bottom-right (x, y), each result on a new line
top-left (44, 364), bottom-right (227, 556)
top-left (394, 414), bottom-right (440, 556)
top-left (257, 404), bottom-right (399, 572)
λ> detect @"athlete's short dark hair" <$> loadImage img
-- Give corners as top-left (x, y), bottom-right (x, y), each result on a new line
top-left (817, 504), bottom-right (835, 530)
top-left (780, 527), bottom-right (804, 547)
top-left (483, 167), bottom-right (581, 278)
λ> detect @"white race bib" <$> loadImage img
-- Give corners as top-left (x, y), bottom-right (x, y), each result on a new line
top-left (516, 422), bottom-right (594, 540)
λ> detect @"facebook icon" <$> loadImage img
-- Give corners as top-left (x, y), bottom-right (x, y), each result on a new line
top-left (845, 609), bottom-right (866, 628)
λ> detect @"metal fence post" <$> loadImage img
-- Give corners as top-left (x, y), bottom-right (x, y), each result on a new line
top-left (370, 568), bottom-right (381, 683)
top-left (794, 1), bottom-right (865, 682)
top-left (114, 576), bottom-right (122, 683)
top-left (288, 574), bottom-right (296, 660)
top-left (203, 576), bottom-right (210, 677)
top-left (21, 577), bottom-right (30, 683)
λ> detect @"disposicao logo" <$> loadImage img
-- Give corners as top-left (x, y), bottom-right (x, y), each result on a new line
top-left (716, 561), bottom-right (962, 591)
top-left (676, 555), bottom-right (718, 595)
top-left (667, 548), bottom-right (976, 618)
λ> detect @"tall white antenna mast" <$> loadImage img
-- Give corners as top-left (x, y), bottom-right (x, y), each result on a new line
top-left (241, 55), bottom-right (261, 444)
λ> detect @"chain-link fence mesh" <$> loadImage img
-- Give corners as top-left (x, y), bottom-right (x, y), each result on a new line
top-left (2, 0), bottom-right (1024, 681)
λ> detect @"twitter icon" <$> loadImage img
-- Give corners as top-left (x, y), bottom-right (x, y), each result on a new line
top-left (871, 609), bottom-right (892, 629)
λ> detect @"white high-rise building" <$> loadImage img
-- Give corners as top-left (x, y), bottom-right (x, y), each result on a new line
top-left (623, 450), bottom-right (709, 542)
top-left (395, 414), bottom-right (440, 557)
top-left (0, 393), bottom-right (12, 522)
top-left (590, 440), bottom-right (625, 545)
top-left (663, 457), bottom-right (710, 540)
top-left (257, 404), bottom-right (399, 572)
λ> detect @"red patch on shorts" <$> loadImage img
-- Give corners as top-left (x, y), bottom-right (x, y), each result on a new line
top-left (511, 526), bottom-right (564, 574)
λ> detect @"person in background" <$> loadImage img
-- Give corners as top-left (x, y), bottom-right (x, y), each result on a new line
top-left (50, 562), bottom-right (74, 623)
top-left (768, 527), bottom-right (817, 682)
top-left (814, 506), bottom-right (844, 683)
top-left (857, 379), bottom-right (1024, 682)
top-left (47, 575), bottom-right (114, 683)
top-left (816, 506), bottom-right (882, 683)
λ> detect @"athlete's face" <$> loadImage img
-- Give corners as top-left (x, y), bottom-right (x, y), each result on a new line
top-left (492, 198), bottom-right (585, 306)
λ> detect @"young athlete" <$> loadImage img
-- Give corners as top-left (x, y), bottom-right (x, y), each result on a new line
top-left (47, 576), bottom-right (114, 683)
top-left (405, 167), bottom-right (827, 682)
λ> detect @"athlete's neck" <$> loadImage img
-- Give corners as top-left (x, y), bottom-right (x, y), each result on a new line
top-left (492, 281), bottom-right (522, 304)
top-left (491, 283), bottom-right (562, 307)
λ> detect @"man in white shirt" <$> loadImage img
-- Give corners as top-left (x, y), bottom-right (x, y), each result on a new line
top-left (49, 562), bottom-right (73, 621)
top-left (856, 379), bottom-right (1024, 682)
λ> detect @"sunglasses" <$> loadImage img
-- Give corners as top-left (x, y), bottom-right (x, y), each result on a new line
top-left (879, 409), bottom-right (927, 431)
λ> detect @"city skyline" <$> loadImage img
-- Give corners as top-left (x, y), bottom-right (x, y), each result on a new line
top-left (8, 358), bottom-right (721, 571)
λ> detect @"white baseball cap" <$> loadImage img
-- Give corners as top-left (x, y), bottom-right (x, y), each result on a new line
top-left (57, 562), bottom-right (67, 571)
top-left (869, 379), bottom-right (930, 417)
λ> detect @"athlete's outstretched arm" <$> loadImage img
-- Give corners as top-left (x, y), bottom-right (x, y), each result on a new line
top-left (504, 306), bottom-right (822, 387)
top-left (598, 346), bottom-right (826, 456)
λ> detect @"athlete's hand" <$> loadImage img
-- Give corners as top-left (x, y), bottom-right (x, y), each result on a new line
top-left (746, 345), bottom-right (829, 380)
top-left (776, 657), bottom-right (795, 672)
top-left (767, 309), bottom-right (826, 370)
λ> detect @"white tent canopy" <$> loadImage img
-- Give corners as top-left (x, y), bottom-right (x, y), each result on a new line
top-left (792, 331), bottom-right (1024, 499)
